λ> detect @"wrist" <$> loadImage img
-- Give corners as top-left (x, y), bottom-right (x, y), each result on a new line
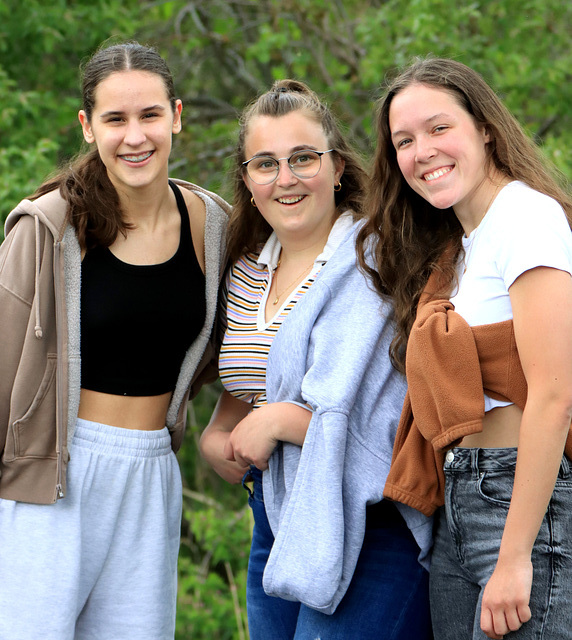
top-left (497, 543), bottom-right (533, 566)
top-left (265, 402), bottom-right (312, 445)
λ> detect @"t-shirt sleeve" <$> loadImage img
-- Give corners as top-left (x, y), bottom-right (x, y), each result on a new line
top-left (494, 186), bottom-right (572, 289)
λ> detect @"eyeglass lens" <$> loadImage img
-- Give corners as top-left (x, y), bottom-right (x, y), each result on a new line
top-left (247, 150), bottom-right (323, 184)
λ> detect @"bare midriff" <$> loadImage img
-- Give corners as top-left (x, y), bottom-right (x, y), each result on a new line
top-left (78, 389), bottom-right (172, 431)
top-left (459, 403), bottom-right (522, 448)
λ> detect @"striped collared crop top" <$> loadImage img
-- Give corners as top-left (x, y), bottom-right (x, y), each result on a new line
top-left (219, 252), bottom-right (320, 409)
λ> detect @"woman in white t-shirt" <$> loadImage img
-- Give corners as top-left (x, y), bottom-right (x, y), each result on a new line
top-left (358, 57), bottom-right (572, 639)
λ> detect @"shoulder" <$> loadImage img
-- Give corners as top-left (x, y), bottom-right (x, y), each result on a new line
top-left (483, 182), bottom-right (572, 286)
top-left (319, 220), bottom-right (376, 292)
top-left (170, 180), bottom-right (231, 265)
top-left (228, 250), bottom-right (265, 282)
top-left (4, 189), bottom-right (68, 240)
top-left (170, 178), bottom-right (231, 222)
top-left (493, 181), bottom-right (568, 231)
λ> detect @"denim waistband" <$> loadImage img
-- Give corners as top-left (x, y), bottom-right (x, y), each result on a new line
top-left (444, 447), bottom-right (572, 479)
top-left (242, 465), bottom-right (263, 499)
top-left (241, 466), bottom-right (406, 529)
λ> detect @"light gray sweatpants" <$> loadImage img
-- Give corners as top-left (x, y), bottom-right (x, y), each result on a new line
top-left (0, 418), bottom-right (183, 640)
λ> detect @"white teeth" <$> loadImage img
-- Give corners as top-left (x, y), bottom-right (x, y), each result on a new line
top-left (424, 167), bottom-right (452, 181)
top-left (121, 151), bottom-right (153, 163)
top-left (278, 195), bottom-right (304, 204)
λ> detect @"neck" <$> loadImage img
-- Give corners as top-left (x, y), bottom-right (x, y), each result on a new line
top-left (455, 171), bottom-right (510, 236)
top-left (116, 181), bottom-right (174, 228)
top-left (275, 225), bottom-right (334, 267)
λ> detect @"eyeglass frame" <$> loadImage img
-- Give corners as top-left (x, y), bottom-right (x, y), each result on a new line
top-left (241, 149), bottom-right (335, 185)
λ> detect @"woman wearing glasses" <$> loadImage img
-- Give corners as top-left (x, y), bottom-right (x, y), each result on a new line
top-left (199, 80), bottom-right (433, 639)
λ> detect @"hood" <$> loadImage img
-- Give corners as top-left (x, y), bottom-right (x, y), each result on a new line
top-left (4, 188), bottom-right (69, 340)
top-left (4, 188), bottom-right (68, 240)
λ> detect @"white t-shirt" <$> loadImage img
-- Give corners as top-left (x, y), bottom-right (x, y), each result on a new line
top-left (450, 180), bottom-right (572, 410)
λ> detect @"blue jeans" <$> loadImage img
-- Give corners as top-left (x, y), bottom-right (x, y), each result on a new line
top-left (244, 467), bottom-right (432, 640)
top-left (430, 447), bottom-right (572, 639)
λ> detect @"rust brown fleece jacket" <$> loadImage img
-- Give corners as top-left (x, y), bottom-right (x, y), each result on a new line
top-left (384, 275), bottom-right (572, 517)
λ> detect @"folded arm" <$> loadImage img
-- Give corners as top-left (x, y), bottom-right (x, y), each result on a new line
top-left (224, 401), bottom-right (312, 470)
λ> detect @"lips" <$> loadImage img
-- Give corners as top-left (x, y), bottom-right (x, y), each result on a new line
top-left (423, 166), bottom-right (453, 181)
top-left (119, 151), bottom-right (154, 163)
top-left (277, 195), bottom-right (306, 204)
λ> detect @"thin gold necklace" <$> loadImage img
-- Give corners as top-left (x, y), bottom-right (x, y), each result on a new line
top-left (272, 258), bottom-right (315, 305)
top-left (463, 182), bottom-right (503, 274)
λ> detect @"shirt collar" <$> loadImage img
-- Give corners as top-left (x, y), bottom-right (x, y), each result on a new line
top-left (257, 211), bottom-right (355, 270)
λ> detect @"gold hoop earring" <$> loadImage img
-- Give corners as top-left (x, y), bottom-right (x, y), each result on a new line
top-left (334, 181), bottom-right (342, 192)
top-left (251, 197), bottom-right (257, 208)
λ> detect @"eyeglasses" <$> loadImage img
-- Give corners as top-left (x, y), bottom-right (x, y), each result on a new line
top-left (242, 149), bottom-right (335, 185)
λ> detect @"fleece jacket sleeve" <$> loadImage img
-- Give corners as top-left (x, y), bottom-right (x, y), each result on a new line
top-left (0, 217), bottom-right (38, 458)
top-left (262, 235), bottom-right (407, 613)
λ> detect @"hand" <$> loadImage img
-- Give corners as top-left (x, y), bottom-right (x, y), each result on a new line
top-left (224, 405), bottom-right (280, 470)
top-left (199, 424), bottom-right (250, 484)
top-left (480, 555), bottom-right (532, 639)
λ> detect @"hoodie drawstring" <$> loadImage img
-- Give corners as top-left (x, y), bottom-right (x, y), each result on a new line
top-left (34, 215), bottom-right (43, 339)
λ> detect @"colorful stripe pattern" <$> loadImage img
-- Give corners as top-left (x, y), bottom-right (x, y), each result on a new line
top-left (219, 252), bottom-right (317, 409)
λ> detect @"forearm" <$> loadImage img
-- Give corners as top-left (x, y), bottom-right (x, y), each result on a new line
top-left (500, 397), bottom-right (571, 558)
top-left (481, 267), bottom-right (572, 638)
top-left (268, 401), bottom-right (312, 446)
top-left (200, 390), bottom-right (251, 483)
top-left (224, 401), bottom-right (312, 470)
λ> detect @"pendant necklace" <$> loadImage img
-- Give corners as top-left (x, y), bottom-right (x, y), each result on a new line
top-left (272, 258), bottom-right (315, 305)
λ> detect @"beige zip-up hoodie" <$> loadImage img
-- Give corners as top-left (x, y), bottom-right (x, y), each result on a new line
top-left (0, 180), bottom-right (229, 504)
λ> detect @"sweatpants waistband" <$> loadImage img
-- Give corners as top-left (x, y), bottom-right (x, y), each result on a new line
top-left (72, 418), bottom-right (173, 458)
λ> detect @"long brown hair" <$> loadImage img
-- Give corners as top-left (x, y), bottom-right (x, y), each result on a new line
top-left (227, 79), bottom-right (368, 262)
top-left (32, 42), bottom-right (179, 250)
top-left (357, 56), bottom-right (572, 371)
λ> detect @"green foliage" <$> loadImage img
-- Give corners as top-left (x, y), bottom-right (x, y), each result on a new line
top-left (0, 0), bottom-right (145, 238)
top-left (176, 491), bottom-right (250, 640)
top-left (2, 2), bottom-right (572, 636)
top-left (177, 385), bottom-right (251, 639)
top-left (151, 0), bottom-right (572, 187)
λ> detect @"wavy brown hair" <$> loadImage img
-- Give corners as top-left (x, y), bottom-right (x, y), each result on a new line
top-left (227, 79), bottom-right (368, 262)
top-left (357, 56), bottom-right (572, 372)
top-left (31, 42), bottom-right (179, 250)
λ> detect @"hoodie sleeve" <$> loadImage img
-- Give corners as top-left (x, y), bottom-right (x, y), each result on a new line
top-left (262, 247), bottom-right (407, 613)
top-left (0, 215), bottom-right (41, 456)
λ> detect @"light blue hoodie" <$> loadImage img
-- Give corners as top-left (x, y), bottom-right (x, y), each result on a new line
top-left (262, 219), bottom-right (433, 614)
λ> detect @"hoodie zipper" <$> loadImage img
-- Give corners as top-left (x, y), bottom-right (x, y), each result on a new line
top-left (53, 240), bottom-right (65, 501)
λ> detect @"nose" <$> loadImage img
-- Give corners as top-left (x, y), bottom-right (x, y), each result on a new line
top-left (275, 158), bottom-right (298, 187)
top-left (414, 136), bottom-right (437, 163)
top-left (124, 119), bottom-right (146, 147)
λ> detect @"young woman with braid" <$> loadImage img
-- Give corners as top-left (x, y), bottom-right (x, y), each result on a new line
top-left (200, 79), bottom-right (433, 639)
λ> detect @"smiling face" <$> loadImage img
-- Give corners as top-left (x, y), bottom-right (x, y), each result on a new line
top-left (243, 111), bottom-right (344, 245)
top-left (79, 70), bottom-right (182, 196)
top-left (389, 83), bottom-right (500, 230)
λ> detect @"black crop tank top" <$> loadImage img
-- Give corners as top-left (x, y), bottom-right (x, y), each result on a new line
top-left (80, 181), bottom-right (206, 396)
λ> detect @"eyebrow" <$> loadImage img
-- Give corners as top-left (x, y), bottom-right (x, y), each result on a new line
top-left (250, 144), bottom-right (319, 157)
top-left (99, 105), bottom-right (167, 118)
top-left (391, 112), bottom-right (451, 140)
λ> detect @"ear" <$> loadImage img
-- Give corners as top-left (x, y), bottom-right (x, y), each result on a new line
top-left (483, 126), bottom-right (491, 144)
top-left (172, 99), bottom-right (183, 134)
top-left (242, 170), bottom-right (252, 194)
top-left (333, 156), bottom-right (345, 185)
top-left (78, 110), bottom-right (95, 144)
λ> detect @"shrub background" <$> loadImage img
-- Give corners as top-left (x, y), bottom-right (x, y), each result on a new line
top-left (1, 1), bottom-right (570, 637)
